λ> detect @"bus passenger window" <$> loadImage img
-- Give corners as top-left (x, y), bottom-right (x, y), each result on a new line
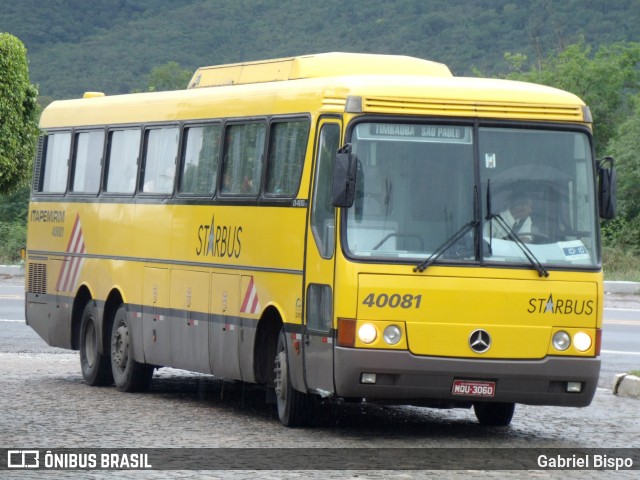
top-left (41, 132), bottom-right (71, 193)
top-left (265, 120), bottom-right (309, 197)
top-left (221, 123), bottom-right (266, 196)
top-left (71, 130), bottom-right (104, 194)
top-left (105, 129), bottom-right (141, 194)
top-left (141, 127), bottom-right (179, 194)
top-left (180, 124), bottom-right (221, 195)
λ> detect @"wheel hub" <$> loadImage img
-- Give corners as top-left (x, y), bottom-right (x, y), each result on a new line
top-left (84, 321), bottom-right (96, 368)
top-left (274, 351), bottom-right (287, 401)
top-left (112, 324), bottom-right (129, 369)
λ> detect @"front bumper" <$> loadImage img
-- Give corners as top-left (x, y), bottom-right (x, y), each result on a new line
top-left (334, 347), bottom-right (599, 407)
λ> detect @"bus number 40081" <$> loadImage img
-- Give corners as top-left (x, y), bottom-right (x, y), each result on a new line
top-left (361, 293), bottom-right (422, 309)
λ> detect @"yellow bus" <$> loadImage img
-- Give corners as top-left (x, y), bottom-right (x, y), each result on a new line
top-left (26, 52), bottom-right (616, 427)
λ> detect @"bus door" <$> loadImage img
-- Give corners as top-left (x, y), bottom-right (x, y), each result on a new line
top-left (303, 119), bottom-right (341, 394)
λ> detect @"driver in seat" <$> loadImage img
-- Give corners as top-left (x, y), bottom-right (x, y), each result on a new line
top-left (486, 192), bottom-right (534, 242)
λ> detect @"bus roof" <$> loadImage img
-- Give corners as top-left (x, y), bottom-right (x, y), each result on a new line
top-left (40, 53), bottom-right (589, 128)
top-left (187, 52), bottom-right (452, 88)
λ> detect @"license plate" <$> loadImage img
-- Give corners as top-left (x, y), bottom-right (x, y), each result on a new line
top-left (451, 379), bottom-right (496, 397)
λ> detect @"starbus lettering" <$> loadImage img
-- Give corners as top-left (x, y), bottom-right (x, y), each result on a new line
top-left (527, 294), bottom-right (594, 315)
top-left (195, 214), bottom-right (242, 259)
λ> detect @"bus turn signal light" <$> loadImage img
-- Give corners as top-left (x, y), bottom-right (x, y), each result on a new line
top-left (337, 318), bottom-right (357, 347)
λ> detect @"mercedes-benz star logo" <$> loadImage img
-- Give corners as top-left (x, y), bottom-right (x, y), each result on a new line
top-left (469, 329), bottom-right (491, 353)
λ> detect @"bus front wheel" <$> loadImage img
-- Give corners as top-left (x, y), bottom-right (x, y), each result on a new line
top-left (274, 329), bottom-right (314, 427)
top-left (110, 304), bottom-right (153, 392)
top-left (79, 302), bottom-right (113, 386)
top-left (473, 401), bottom-right (515, 426)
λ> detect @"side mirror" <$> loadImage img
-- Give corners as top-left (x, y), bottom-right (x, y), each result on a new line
top-left (331, 144), bottom-right (358, 208)
top-left (598, 157), bottom-right (617, 220)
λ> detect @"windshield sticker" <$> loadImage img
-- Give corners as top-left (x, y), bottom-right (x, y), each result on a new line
top-left (558, 241), bottom-right (590, 260)
top-left (485, 153), bottom-right (496, 169)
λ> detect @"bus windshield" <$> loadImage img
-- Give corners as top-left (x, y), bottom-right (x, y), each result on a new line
top-left (345, 121), bottom-right (599, 269)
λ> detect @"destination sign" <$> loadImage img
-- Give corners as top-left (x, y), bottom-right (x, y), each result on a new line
top-left (355, 123), bottom-right (472, 144)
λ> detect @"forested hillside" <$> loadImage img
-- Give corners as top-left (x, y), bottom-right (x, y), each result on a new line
top-left (1, 0), bottom-right (640, 276)
top-left (1, 0), bottom-right (640, 100)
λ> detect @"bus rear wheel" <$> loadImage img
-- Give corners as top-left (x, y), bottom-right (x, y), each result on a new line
top-left (110, 304), bottom-right (153, 392)
top-left (473, 401), bottom-right (515, 426)
top-left (274, 329), bottom-right (314, 427)
top-left (79, 302), bottom-right (113, 386)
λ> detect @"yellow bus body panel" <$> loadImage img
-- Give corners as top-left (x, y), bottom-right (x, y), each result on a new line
top-left (339, 265), bottom-right (601, 359)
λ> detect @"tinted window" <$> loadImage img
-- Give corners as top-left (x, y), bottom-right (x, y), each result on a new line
top-left (221, 123), bottom-right (266, 195)
top-left (310, 123), bottom-right (340, 258)
top-left (180, 124), bottom-right (221, 195)
top-left (265, 120), bottom-right (309, 197)
top-left (307, 284), bottom-right (333, 332)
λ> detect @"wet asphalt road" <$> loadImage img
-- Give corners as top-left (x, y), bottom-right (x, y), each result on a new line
top-left (1, 275), bottom-right (638, 478)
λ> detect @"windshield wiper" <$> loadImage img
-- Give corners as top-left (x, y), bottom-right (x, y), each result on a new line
top-left (414, 220), bottom-right (478, 273)
top-left (485, 180), bottom-right (549, 278)
top-left (486, 213), bottom-right (549, 277)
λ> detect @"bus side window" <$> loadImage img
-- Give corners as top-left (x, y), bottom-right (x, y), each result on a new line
top-left (179, 124), bottom-right (221, 196)
top-left (71, 130), bottom-right (104, 194)
top-left (265, 119), bottom-right (309, 197)
top-left (221, 122), bottom-right (266, 196)
top-left (310, 123), bottom-right (340, 258)
top-left (40, 131), bottom-right (71, 193)
top-left (141, 126), bottom-right (179, 194)
top-left (104, 129), bottom-right (141, 194)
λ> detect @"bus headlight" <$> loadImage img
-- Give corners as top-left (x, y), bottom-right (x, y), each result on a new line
top-left (552, 331), bottom-right (571, 351)
top-left (573, 332), bottom-right (592, 352)
top-left (358, 323), bottom-right (377, 344)
top-left (383, 325), bottom-right (402, 345)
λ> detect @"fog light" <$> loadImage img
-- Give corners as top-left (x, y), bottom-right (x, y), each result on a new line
top-left (361, 373), bottom-right (377, 384)
top-left (552, 331), bottom-right (571, 351)
top-left (566, 381), bottom-right (582, 393)
top-left (358, 324), bottom-right (377, 344)
top-left (383, 325), bottom-right (402, 345)
top-left (573, 332), bottom-right (592, 352)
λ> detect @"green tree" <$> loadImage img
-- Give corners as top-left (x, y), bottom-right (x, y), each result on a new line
top-left (505, 40), bottom-right (640, 156)
top-left (0, 33), bottom-right (38, 194)
top-left (0, 186), bottom-right (29, 262)
top-left (147, 61), bottom-right (193, 92)
top-left (605, 95), bottom-right (640, 252)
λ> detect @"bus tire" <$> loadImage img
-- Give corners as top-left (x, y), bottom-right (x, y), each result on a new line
top-left (274, 329), bottom-right (314, 427)
top-left (79, 302), bottom-right (113, 386)
top-left (110, 304), bottom-right (153, 393)
top-left (473, 401), bottom-right (515, 426)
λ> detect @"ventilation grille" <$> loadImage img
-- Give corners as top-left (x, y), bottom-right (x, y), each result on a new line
top-left (28, 263), bottom-right (47, 294)
top-left (363, 97), bottom-right (584, 121)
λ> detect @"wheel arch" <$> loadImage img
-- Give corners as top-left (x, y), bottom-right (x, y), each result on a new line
top-left (101, 288), bottom-right (125, 356)
top-left (253, 305), bottom-right (283, 385)
top-left (71, 285), bottom-right (93, 350)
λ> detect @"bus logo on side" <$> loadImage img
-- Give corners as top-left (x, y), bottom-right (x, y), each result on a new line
top-left (195, 214), bottom-right (242, 259)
